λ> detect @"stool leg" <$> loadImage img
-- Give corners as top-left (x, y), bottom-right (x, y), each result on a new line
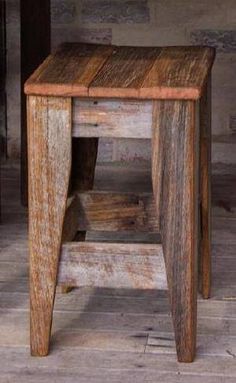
top-left (27, 96), bottom-right (72, 356)
top-left (152, 100), bottom-right (198, 362)
top-left (199, 77), bottom-right (212, 299)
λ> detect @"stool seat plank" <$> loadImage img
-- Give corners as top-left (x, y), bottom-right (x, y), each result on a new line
top-left (89, 46), bottom-right (161, 99)
top-left (25, 43), bottom-right (113, 97)
top-left (141, 46), bottom-right (215, 99)
top-left (25, 43), bottom-right (215, 100)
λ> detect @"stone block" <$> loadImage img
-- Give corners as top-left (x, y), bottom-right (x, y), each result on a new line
top-left (81, 0), bottom-right (150, 24)
top-left (51, 0), bottom-right (77, 24)
top-left (191, 30), bottom-right (236, 53)
top-left (52, 27), bottom-right (112, 48)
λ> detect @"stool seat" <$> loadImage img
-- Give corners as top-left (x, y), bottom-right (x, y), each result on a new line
top-left (26, 42), bottom-right (215, 362)
top-left (25, 43), bottom-right (215, 100)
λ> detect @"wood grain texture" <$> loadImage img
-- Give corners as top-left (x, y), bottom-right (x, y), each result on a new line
top-left (199, 77), bottom-right (212, 299)
top-left (58, 241), bottom-right (167, 290)
top-left (25, 43), bottom-right (215, 100)
top-left (62, 196), bottom-right (80, 243)
top-left (89, 46), bottom-right (161, 98)
top-left (76, 191), bottom-right (157, 232)
top-left (27, 95), bottom-right (72, 356)
top-left (152, 100), bottom-right (199, 362)
top-left (25, 43), bottom-right (113, 97)
top-left (141, 46), bottom-right (215, 99)
top-left (72, 98), bottom-right (152, 138)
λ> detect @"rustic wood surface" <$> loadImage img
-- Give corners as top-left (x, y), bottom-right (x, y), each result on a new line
top-left (58, 240), bottom-right (167, 290)
top-left (27, 96), bottom-right (72, 356)
top-left (152, 100), bottom-right (198, 362)
top-left (24, 43), bottom-right (215, 100)
top-left (199, 77), bottom-right (212, 299)
top-left (1, 163), bottom-right (236, 381)
top-left (76, 191), bottom-right (158, 232)
top-left (73, 98), bottom-right (152, 138)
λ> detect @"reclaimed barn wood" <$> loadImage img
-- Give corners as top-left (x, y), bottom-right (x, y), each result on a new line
top-left (58, 241), bottom-right (167, 290)
top-left (25, 44), bottom-right (113, 97)
top-left (76, 191), bottom-right (157, 232)
top-left (27, 96), bottom-right (72, 356)
top-left (152, 100), bottom-right (198, 362)
top-left (199, 77), bottom-right (212, 299)
top-left (141, 47), bottom-right (215, 99)
top-left (73, 99), bottom-right (152, 138)
top-left (62, 196), bottom-right (80, 242)
top-left (25, 43), bottom-right (215, 100)
top-left (25, 43), bottom-right (215, 362)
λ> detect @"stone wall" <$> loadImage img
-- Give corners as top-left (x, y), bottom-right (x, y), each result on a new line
top-left (6, 0), bottom-right (236, 165)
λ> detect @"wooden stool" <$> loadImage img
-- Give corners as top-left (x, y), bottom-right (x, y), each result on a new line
top-left (25, 43), bottom-right (215, 362)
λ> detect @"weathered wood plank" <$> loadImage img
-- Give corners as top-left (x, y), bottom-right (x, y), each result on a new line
top-left (2, 347), bottom-right (236, 378)
top-left (25, 43), bottom-right (113, 97)
top-left (72, 99), bottom-right (152, 138)
top-left (27, 96), bottom-right (72, 356)
top-left (58, 241), bottom-right (167, 290)
top-left (146, 331), bottom-right (236, 358)
top-left (76, 191), bottom-right (158, 232)
top-left (199, 76), bottom-right (212, 298)
top-left (3, 306), bottom-right (236, 340)
top-left (141, 46), bottom-right (215, 99)
top-left (152, 100), bottom-right (198, 362)
top-left (2, 370), bottom-right (235, 383)
top-left (25, 43), bottom-right (215, 100)
top-left (89, 46), bottom-right (161, 99)
top-left (3, 291), bottom-right (236, 319)
top-left (62, 196), bottom-right (80, 242)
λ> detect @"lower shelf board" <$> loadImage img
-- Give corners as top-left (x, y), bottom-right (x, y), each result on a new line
top-left (58, 237), bottom-right (167, 290)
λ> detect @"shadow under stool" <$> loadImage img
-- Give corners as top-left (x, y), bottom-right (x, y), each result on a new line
top-left (25, 43), bottom-right (215, 362)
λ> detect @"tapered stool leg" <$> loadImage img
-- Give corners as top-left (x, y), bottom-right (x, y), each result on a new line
top-left (27, 96), bottom-right (72, 356)
top-left (152, 100), bottom-right (199, 362)
top-left (199, 77), bottom-right (212, 299)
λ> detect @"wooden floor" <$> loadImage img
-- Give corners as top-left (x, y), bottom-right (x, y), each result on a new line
top-left (1, 161), bottom-right (236, 382)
